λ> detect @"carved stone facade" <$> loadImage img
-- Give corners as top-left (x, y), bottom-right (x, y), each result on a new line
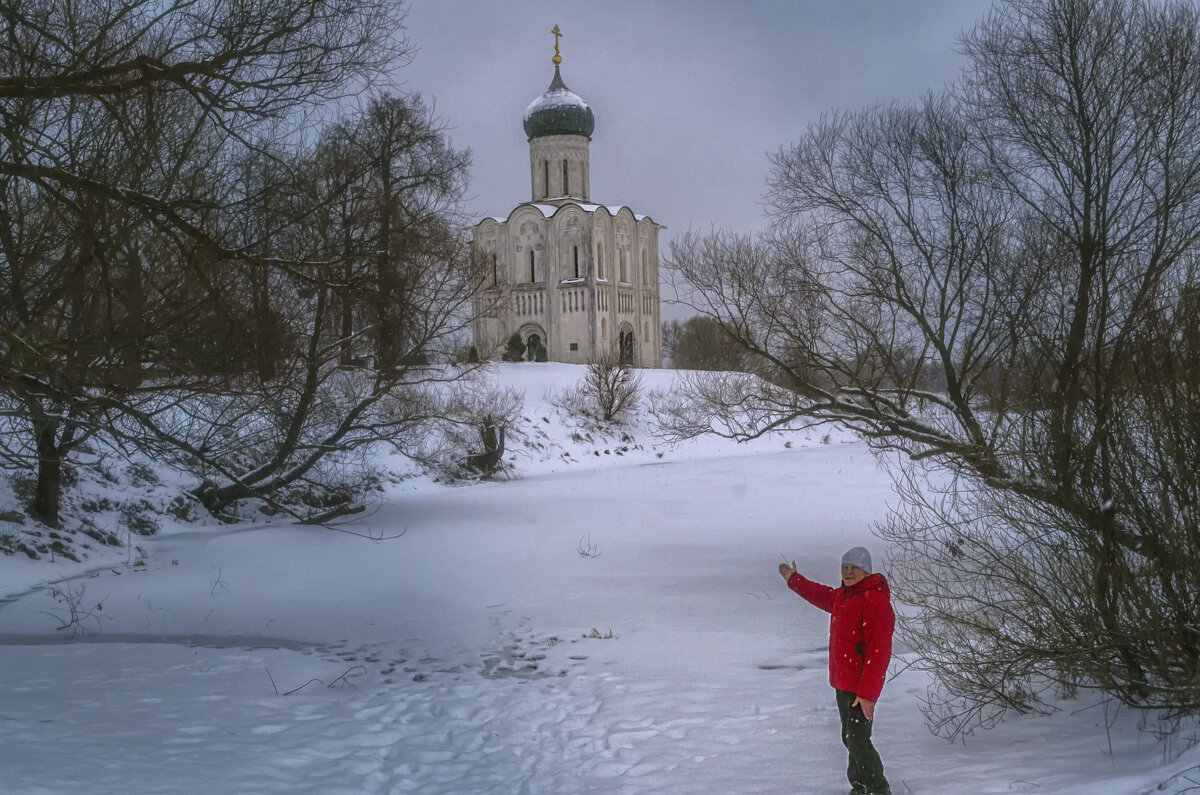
top-left (468, 58), bottom-right (663, 367)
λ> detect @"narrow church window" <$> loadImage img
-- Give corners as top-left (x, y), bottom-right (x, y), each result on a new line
top-left (529, 250), bottom-right (536, 282)
top-left (597, 243), bottom-right (605, 279)
top-left (601, 318), bottom-right (607, 339)
top-left (642, 250), bottom-right (648, 285)
top-left (620, 250), bottom-right (627, 283)
top-left (543, 160), bottom-right (549, 198)
top-left (562, 159), bottom-right (569, 195)
top-left (573, 246), bottom-right (580, 278)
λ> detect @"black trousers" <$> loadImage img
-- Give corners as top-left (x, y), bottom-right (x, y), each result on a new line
top-left (835, 689), bottom-right (890, 795)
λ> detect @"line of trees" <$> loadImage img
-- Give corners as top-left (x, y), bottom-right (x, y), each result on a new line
top-left (661, 316), bottom-right (748, 372)
top-left (662, 0), bottom-right (1200, 735)
top-left (0, 1), bottom-right (489, 528)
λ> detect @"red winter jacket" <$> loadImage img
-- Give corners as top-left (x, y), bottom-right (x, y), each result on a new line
top-left (787, 571), bottom-right (895, 702)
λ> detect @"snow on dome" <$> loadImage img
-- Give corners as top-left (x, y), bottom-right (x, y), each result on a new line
top-left (523, 66), bottom-right (595, 140)
top-left (524, 87), bottom-right (590, 117)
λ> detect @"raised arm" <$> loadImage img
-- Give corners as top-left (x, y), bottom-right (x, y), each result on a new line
top-left (784, 569), bottom-right (836, 614)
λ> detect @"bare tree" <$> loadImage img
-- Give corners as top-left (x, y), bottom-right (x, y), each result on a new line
top-left (0, 0), bottom-right (404, 239)
top-left (584, 349), bottom-right (643, 423)
top-left (0, 64), bottom-right (231, 523)
top-left (329, 93), bottom-right (472, 371)
top-left (0, 2), bottom-right (493, 528)
top-left (122, 95), bottom-right (481, 521)
top-left (664, 0), bottom-right (1200, 733)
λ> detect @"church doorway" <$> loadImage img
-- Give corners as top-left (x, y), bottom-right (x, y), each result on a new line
top-left (618, 326), bottom-right (636, 366)
top-left (525, 331), bottom-right (548, 362)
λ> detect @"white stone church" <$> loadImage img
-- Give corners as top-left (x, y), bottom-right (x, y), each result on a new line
top-left (469, 33), bottom-right (664, 367)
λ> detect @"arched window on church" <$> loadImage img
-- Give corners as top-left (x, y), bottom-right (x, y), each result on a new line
top-left (573, 245), bottom-right (580, 279)
top-left (529, 250), bottom-right (536, 283)
top-left (620, 250), bottom-right (627, 283)
top-left (543, 160), bottom-right (549, 198)
top-left (641, 250), bottom-right (648, 285)
top-left (562, 159), bottom-right (569, 195)
top-left (597, 243), bottom-right (605, 280)
top-left (601, 318), bottom-right (607, 339)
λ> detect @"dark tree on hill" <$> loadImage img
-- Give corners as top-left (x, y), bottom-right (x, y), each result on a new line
top-left (131, 94), bottom-right (480, 521)
top-left (337, 94), bottom-right (472, 372)
top-left (662, 0), bottom-right (1200, 735)
top-left (0, 47), bottom-right (239, 524)
top-left (671, 316), bottom-right (748, 372)
top-left (0, 1), bottom-right (489, 527)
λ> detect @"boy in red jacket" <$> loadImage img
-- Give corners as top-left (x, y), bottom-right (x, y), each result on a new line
top-left (779, 547), bottom-right (894, 795)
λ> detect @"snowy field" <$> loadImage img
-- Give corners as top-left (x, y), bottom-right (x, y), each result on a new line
top-left (1, 364), bottom-right (1198, 794)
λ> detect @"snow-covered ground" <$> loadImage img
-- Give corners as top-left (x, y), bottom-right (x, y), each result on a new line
top-left (1, 363), bottom-right (1197, 794)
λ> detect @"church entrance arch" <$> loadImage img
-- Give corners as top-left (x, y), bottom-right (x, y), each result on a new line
top-left (520, 323), bottom-right (548, 362)
top-left (618, 324), bottom-right (636, 366)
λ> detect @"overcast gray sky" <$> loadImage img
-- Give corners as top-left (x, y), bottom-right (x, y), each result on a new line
top-left (391, 0), bottom-right (997, 316)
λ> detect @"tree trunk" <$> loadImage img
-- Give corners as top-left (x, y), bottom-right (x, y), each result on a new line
top-left (31, 419), bottom-right (63, 526)
top-left (376, 174), bottom-right (396, 371)
top-left (340, 214), bottom-right (355, 366)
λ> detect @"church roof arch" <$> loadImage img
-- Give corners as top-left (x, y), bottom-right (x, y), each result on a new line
top-left (472, 216), bottom-right (499, 234)
top-left (474, 201), bottom-right (662, 229)
top-left (554, 206), bottom-right (587, 236)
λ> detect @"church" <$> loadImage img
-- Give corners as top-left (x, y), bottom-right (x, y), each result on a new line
top-left (469, 28), bottom-right (664, 367)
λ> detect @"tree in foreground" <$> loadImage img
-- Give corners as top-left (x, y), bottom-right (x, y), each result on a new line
top-left (0, 1), bottom-right (489, 528)
top-left (663, 0), bottom-right (1200, 737)
top-left (100, 90), bottom-right (479, 523)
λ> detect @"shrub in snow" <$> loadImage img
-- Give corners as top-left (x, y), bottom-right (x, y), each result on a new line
top-left (553, 351), bottom-right (643, 425)
top-left (119, 501), bottom-right (160, 537)
top-left (502, 334), bottom-right (526, 362)
top-left (406, 378), bottom-right (524, 481)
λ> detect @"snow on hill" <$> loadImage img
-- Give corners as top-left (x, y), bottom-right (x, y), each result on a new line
top-left (427, 362), bottom-right (854, 477)
top-left (0, 363), bottom-right (1196, 794)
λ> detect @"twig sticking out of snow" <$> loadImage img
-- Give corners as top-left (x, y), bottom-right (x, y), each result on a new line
top-left (266, 665), bottom-right (367, 696)
top-left (577, 535), bottom-right (601, 558)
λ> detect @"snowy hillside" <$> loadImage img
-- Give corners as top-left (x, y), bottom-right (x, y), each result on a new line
top-left (0, 363), bottom-right (1197, 794)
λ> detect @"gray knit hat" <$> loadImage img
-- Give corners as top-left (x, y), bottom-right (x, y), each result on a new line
top-left (841, 546), bottom-right (872, 573)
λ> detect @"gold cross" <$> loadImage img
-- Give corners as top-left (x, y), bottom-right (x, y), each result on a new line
top-left (551, 24), bottom-right (563, 65)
